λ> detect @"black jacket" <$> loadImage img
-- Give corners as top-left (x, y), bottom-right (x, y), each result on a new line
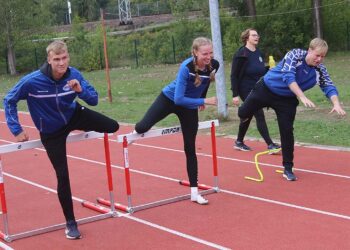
top-left (230, 46), bottom-right (268, 97)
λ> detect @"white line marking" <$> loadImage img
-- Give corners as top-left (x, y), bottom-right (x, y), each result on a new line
top-left (2, 136), bottom-right (350, 220)
top-left (120, 214), bottom-right (231, 250)
top-left (0, 241), bottom-right (14, 250)
top-left (4, 143), bottom-right (350, 221)
top-left (3, 172), bottom-right (230, 249)
top-left (221, 189), bottom-right (350, 220)
top-left (117, 142), bottom-right (350, 180)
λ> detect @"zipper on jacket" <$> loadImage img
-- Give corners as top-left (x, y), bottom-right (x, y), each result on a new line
top-left (39, 117), bottom-right (43, 132)
top-left (55, 81), bottom-right (68, 125)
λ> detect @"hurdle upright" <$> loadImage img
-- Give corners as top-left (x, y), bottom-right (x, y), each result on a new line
top-left (97, 119), bottom-right (220, 214)
top-left (0, 132), bottom-right (119, 242)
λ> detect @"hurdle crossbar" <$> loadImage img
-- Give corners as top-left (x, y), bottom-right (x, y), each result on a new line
top-left (0, 131), bottom-right (109, 154)
top-left (100, 120), bottom-right (220, 214)
top-left (0, 132), bottom-right (118, 242)
top-left (116, 120), bottom-right (219, 143)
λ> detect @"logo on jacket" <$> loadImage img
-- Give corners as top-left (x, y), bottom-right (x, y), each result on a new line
top-left (259, 56), bottom-right (263, 62)
top-left (63, 83), bottom-right (71, 91)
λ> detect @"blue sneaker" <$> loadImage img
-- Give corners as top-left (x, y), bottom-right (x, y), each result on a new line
top-left (283, 169), bottom-right (297, 181)
top-left (65, 220), bottom-right (82, 240)
top-left (234, 141), bottom-right (252, 151)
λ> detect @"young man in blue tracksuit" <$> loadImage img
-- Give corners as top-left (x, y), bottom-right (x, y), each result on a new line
top-left (3, 40), bottom-right (119, 239)
top-left (238, 38), bottom-right (346, 181)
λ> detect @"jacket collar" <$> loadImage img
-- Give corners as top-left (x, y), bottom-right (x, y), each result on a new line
top-left (39, 62), bottom-right (71, 81)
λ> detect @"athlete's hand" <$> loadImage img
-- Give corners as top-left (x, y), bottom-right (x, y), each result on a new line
top-left (204, 96), bottom-right (217, 106)
top-left (67, 79), bottom-right (82, 93)
top-left (330, 104), bottom-right (346, 116)
top-left (16, 131), bottom-right (29, 142)
top-left (198, 105), bottom-right (205, 111)
top-left (232, 97), bottom-right (240, 106)
top-left (299, 96), bottom-right (315, 108)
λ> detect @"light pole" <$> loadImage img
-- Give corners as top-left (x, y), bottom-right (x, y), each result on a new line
top-left (67, 0), bottom-right (72, 24)
top-left (209, 0), bottom-right (228, 118)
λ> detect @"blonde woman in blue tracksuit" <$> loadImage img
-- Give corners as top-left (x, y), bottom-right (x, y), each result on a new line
top-left (238, 38), bottom-right (346, 181)
top-left (135, 37), bottom-right (219, 205)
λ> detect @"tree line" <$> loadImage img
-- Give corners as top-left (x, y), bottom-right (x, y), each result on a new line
top-left (0, 0), bottom-right (349, 75)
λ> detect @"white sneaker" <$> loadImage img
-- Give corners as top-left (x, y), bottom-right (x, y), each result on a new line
top-left (191, 194), bottom-right (209, 205)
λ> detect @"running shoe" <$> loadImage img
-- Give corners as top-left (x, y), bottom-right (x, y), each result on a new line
top-left (283, 169), bottom-right (297, 181)
top-left (65, 220), bottom-right (82, 240)
top-left (234, 141), bottom-right (252, 151)
top-left (267, 143), bottom-right (281, 154)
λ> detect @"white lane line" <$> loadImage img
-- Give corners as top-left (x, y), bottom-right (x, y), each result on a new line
top-left (1, 118), bottom-right (350, 180)
top-left (119, 214), bottom-right (231, 250)
top-left (221, 189), bottom-right (350, 220)
top-left (0, 241), bottom-right (14, 250)
top-left (122, 142), bottom-right (350, 180)
top-left (3, 173), bottom-right (230, 249)
top-left (4, 147), bottom-right (350, 221)
top-left (2, 137), bottom-right (350, 221)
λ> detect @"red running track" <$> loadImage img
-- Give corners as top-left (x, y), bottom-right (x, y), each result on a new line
top-left (0, 111), bottom-right (350, 250)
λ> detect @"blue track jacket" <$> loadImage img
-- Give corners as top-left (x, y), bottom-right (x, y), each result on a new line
top-left (162, 57), bottom-right (219, 109)
top-left (3, 63), bottom-right (98, 136)
top-left (263, 48), bottom-right (338, 98)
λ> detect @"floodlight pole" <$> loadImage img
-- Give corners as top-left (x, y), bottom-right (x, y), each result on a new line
top-left (209, 0), bottom-right (228, 118)
top-left (67, 0), bottom-right (72, 24)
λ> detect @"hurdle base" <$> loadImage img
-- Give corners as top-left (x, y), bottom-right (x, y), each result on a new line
top-left (0, 211), bottom-right (115, 242)
top-left (179, 180), bottom-right (218, 191)
top-left (97, 198), bottom-right (133, 213)
top-left (98, 189), bottom-right (216, 214)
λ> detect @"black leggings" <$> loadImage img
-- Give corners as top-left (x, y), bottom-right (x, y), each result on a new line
top-left (238, 79), bottom-right (298, 170)
top-left (237, 89), bottom-right (273, 145)
top-left (40, 103), bottom-right (119, 222)
top-left (135, 93), bottom-right (199, 187)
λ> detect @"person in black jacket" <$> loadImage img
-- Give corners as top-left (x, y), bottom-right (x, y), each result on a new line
top-left (231, 28), bottom-right (279, 152)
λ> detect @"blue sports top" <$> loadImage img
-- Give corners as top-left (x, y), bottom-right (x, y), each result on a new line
top-left (4, 62), bottom-right (98, 136)
top-left (263, 48), bottom-right (338, 98)
top-left (162, 57), bottom-right (220, 109)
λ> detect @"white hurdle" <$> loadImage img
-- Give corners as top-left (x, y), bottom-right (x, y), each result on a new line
top-left (96, 120), bottom-right (220, 213)
top-left (0, 132), bottom-right (119, 242)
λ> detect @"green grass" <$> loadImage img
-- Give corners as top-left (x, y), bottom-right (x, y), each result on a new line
top-left (1, 51), bottom-right (350, 147)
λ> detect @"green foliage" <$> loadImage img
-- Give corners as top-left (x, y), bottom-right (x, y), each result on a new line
top-left (170, 19), bottom-right (210, 61)
top-left (69, 16), bottom-right (102, 71)
top-left (322, 0), bottom-right (350, 50)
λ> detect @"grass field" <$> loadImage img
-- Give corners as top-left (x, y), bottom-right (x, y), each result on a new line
top-left (1, 51), bottom-right (350, 147)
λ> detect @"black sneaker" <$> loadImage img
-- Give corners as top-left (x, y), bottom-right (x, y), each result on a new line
top-left (267, 143), bottom-right (281, 154)
top-left (283, 169), bottom-right (297, 181)
top-left (234, 141), bottom-right (252, 151)
top-left (65, 220), bottom-right (82, 240)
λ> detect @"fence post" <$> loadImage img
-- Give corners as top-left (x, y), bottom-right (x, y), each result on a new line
top-left (134, 40), bottom-right (139, 68)
top-left (5, 49), bottom-right (9, 74)
top-left (347, 21), bottom-right (350, 51)
top-left (34, 47), bottom-right (38, 69)
top-left (99, 44), bottom-right (103, 70)
top-left (172, 36), bottom-right (176, 63)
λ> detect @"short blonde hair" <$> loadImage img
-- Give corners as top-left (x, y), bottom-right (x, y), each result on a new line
top-left (309, 38), bottom-right (328, 53)
top-left (46, 40), bottom-right (68, 55)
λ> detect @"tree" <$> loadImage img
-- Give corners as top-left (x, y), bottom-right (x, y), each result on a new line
top-left (246, 0), bottom-right (256, 19)
top-left (0, 0), bottom-right (51, 75)
top-left (312, 0), bottom-right (323, 38)
top-left (72, 0), bottom-right (110, 22)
